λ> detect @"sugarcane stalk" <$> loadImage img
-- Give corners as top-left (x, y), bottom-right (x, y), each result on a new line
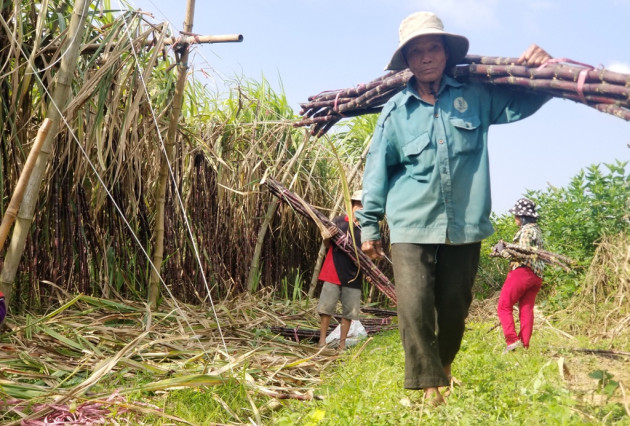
top-left (263, 176), bottom-right (397, 304)
top-left (490, 241), bottom-right (575, 272)
top-left (296, 55), bottom-right (630, 136)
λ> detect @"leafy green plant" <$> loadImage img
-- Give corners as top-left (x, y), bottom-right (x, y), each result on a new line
top-left (589, 369), bottom-right (619, 398)
top-left (280, 268), bottom-right (306, 301)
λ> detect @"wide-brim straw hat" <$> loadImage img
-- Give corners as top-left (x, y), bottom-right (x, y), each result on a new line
top-left (351, 190), bottom-right (363, 202)
top-left (508, 198), bottom-right (539, 218)
top-left (386, 11), bottom-right (469, 71)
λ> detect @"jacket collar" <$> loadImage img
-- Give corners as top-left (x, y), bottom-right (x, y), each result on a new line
top-left (399, 74), bottom-right (464, 104)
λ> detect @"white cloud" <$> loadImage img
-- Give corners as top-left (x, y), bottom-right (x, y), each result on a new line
top-left (413, 0), bottom-right (501, 30)
top-left (607, 61), bottom-right (630, 75)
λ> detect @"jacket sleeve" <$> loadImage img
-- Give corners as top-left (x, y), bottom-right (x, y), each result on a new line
top-left (488, 85), bottom-right (551, 125)
top-left (355, 107), bottom-right (396, 242)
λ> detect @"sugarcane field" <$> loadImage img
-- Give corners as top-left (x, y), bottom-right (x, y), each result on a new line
top-left (1, 1), bottom-right (630, 425)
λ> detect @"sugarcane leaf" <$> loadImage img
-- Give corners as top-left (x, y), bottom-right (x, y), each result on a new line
top-left (127, 374), bottom-right (225, 392)
top-left (39, 325), bottom-right (85, 353)
top-left (0, 379), bottom-right (50, 398)
top-left (78, 295), bottom-right (141, 313)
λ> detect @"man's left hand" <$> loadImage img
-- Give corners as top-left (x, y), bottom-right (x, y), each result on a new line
top-left (517, 44), bottom-right (552, 67)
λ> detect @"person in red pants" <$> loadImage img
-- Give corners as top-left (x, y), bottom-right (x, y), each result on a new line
top-left (494, 198), bottom-right (545, 353)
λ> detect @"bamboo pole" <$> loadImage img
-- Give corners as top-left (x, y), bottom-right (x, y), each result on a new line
top-left (147, 0), bottom-right (197, 309)
top-left (40, 33), bottom-right (244, 56)
top-left (164, 34), bottom-right (243, 45)
top-left (0, 119), bottom-right (52, 253)
top-left (146, 2), bottom-right (242, 307)
top-left (0, 0), bottom-right (90, 305)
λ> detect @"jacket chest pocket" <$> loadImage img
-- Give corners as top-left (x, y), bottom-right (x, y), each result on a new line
top-left (401, 132), bottom-right (434, 182)
top-left (449, 116), bottom-right (481, 154)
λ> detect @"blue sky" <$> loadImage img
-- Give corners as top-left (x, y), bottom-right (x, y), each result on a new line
top-left (123, 0), bottom-right (629, 214)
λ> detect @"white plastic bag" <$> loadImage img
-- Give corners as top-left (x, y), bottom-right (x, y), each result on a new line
top-left (325, 320), bottom-right (368, 347)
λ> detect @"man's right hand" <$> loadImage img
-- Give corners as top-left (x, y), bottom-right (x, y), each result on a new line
top-left (361, 240), bottom-right (385, 260)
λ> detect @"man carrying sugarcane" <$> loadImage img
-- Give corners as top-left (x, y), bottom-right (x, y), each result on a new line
top-left (356, 11), bottom-right (553, 405)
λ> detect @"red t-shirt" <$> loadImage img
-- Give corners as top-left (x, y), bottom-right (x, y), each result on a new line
top-left (318, 245), bottom-right (341, 285)
top-left (317, 215), bottom-right (363, 288)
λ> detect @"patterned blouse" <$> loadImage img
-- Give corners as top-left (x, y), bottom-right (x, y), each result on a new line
top-left (504, 223), bottom-right (545, 278)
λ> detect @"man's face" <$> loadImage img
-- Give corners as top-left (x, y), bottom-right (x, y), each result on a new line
top-left (403, 35), bottom-right (448, 84)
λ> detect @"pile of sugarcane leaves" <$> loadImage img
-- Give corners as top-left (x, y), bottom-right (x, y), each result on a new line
top-left (295, 55), bottom-right (630, 136)
top-left (0, 291), bottom-right (395, 424)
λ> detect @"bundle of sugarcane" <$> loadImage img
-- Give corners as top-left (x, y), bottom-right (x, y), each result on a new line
top-left (360, 307), bottom-right (398, 317)
top-left (490, 240), bottom-right (576, 272)
top-left (296, 55), bottom-right (630, 137)
top-left (269, 325), bottom-right (323, 343)
top-left (333, 315), bottom-right (394, 327)
top-left (269, 320), bottom-right (396, 343)
top-left (262, 176), bottom-right (397, 304)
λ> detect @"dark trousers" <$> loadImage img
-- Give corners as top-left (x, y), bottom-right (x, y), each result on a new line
top-left (392, 242), bottom-right (480, 389)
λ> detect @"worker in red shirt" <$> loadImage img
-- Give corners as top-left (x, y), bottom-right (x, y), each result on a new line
top-left (317, 190), bottom-right (364, 351)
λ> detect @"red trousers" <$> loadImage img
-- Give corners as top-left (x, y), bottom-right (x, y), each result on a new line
top-left (497, 267), bottom-right (542, 348)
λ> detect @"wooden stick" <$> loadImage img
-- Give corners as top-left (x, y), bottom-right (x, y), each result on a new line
top-left (164, 33), bottom-right (243, 45)
top-left (570, 348), bottom-right (630, 357)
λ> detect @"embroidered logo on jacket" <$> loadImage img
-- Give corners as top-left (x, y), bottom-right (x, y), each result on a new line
top-left (454, 97), bottom-right (468, 113)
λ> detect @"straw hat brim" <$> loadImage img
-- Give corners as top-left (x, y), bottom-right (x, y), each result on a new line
top-left (386, 31), bottom-right (469, 71)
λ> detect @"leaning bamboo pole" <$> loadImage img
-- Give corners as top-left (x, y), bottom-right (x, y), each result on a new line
top-left (296, 56), bottom-right (630, 136)
top-left (247, 131), bottom-right (309, 292)
top-left (263, 177), bottom-right (397, 304)
top-left (147, 0), bottom-right (196, 309)
top-left (0, 0), bottom-right (90, 304)
top-left (0, 119), bottom-right (52, 253)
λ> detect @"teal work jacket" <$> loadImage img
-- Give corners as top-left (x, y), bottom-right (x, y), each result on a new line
top-left (356, 75), bottom-right (550, 245)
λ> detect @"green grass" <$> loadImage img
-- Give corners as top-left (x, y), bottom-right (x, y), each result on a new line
top-left (267, 323), bottom-right (630, 425)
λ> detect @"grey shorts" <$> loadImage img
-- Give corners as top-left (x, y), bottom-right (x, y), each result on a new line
top-left (317, 281), bottom-right (361, 320)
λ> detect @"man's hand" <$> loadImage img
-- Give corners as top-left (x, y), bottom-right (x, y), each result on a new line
top-left (321, 225), bottom-right (338, 241)
top-left (490, 240), bottom-right (507, 257)
top-left (492, 240), bottom-right (506, 254)
top-left (517, 44), bottom-right (552, 67)
top-left (361, 240), bottom-right (385, 260)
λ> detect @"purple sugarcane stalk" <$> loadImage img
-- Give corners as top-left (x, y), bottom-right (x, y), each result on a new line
top-left (263, 176), bottom-right (397, 305)
top-left (297, 54), bottom-right (630, 136)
